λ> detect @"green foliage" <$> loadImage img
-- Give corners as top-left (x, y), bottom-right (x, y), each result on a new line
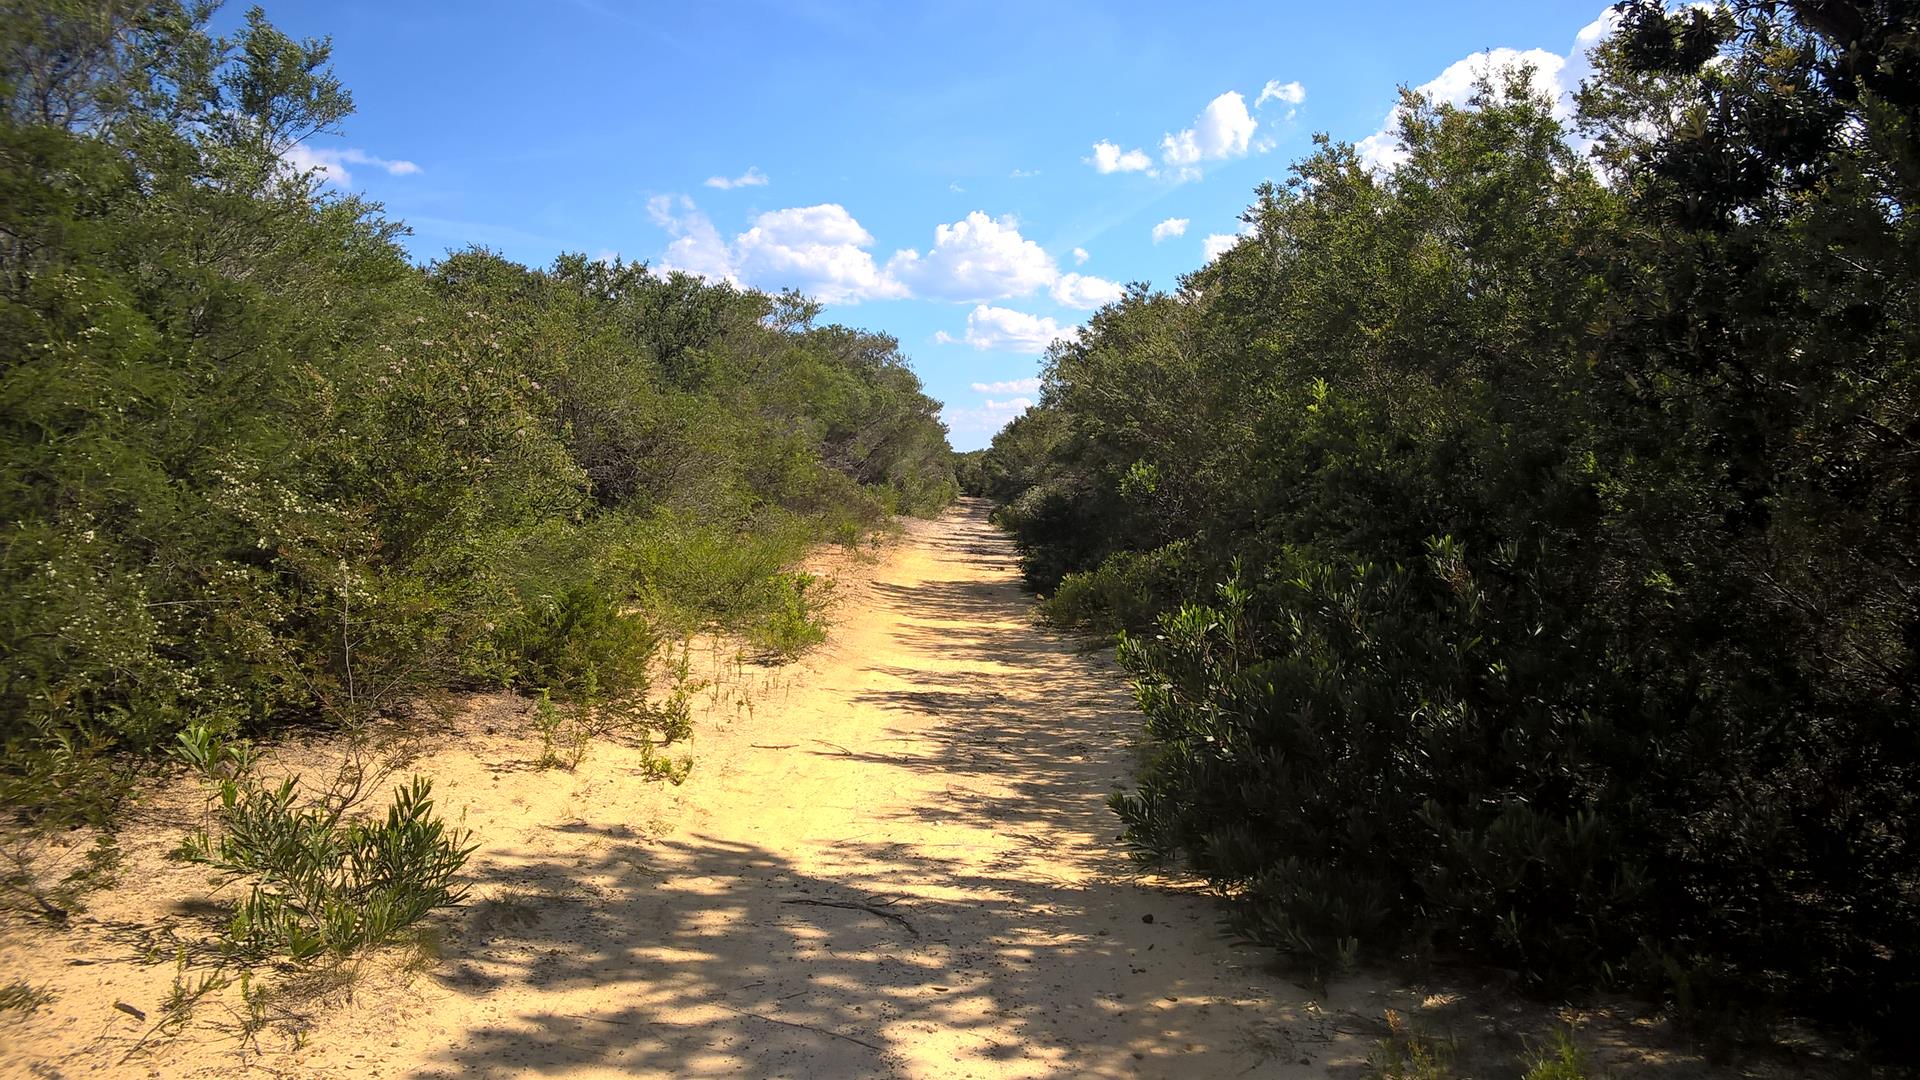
top-left (1369, 1011), bottom-right (1458, 1080)
top-left (173, 721), bottom-right (475, 962)
top-left (528, 690), bottom-right (589, 771)
top-left (1521, 1030), bottom-right (1596, 1080)
top-left (0, 2), bottom-right (953, 822)
top-left (987, 4), bottom-right (1920, 1058)
top-left (634, 741), bottom-right (693, 786)
top-left (1043, 540), bottom-right (1205, 634)
top-left (749, 572), bottom-right (829, 659)
top-left (648, 639), bottom-right (705, 745)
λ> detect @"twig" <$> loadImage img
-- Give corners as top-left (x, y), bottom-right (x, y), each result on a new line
top-left (717, 1004), bottom-right (884, 1053)
top-left (749, 743), bottom-right (798, 749)
top-left (781, 898), bottom-right (919, 937)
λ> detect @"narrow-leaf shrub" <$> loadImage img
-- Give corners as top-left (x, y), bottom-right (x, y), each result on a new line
top-left (172, 722), bottom-right (475, 962)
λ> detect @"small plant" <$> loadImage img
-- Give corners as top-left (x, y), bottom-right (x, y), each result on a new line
top-left (751, 572), bottom-right (829, 659)
top-left (636, 739), bottom-right (693, 785)
top-left (172, 721), bottom-right (476, 963)
top-left (1522, 1029), bottom-right (1597, 1080)
top-left (646, 638), bottom-right (707, 744)
top-left (157, 949), bottom-right (231, 1036)
top-left (529, 690), bottom-right (591, 771)
top-left (1370, 1010), bottom-right (1458, 1080)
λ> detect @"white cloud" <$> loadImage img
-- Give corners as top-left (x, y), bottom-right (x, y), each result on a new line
top-left (283, 144), bottom-right (420, 187)
top-left (648, 197), bottom-right (905, 302)
top-left (1561, 8), bottom-right (1623, 105)
top-left (647, 194), bottom-right (738, 284)
top-left (1160, 91), bottom-right (1257, 178)
top-left (1087, 140), bottom-right (1153, 174)
top-left (1152, 217), bottom-right (1189, 243)
top-left (734, 203), bottom-right (907, 303)
top-left (971, 377), bottom-right (1043, 395)
top-left (1203, 232), bottom-right (1240, 261)
top-left (887, 211), bottom-right (1057, 302)
top-left (647, 200), bottom-right (1111, 308)
top-left (1256, 80), bottom-right (1306, 108)
top-left (934, 305), bottom-right (1079, 353)
top-left (703, 166), bottom-right (769, 190)
top-left (1072, 247), bottom-right (1090, 265)
top-left (1009, 168), bottom-right (1041, 179)
top-left (1356, 8), bottom-right (1619, 173)
top-left (1049, 271), bottom-right (1125, 309)
top-left (941, 396), bottom-right (1034, 438)
top-left (887, 211), bottom-right (1119, 306)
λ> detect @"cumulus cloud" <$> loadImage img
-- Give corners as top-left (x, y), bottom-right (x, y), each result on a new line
top-left (1087, 140), bottom-right (1153, 174)
top-left (887, 211), bottom-right (1059, 302)
top-left (1256, 79), bottom-right (1306, 109)
top-left (1049, 272), bottom-right (1125, 309)
top-left (648, 201), bottom-right (1119, 308)
top-left (283, 144), bottom-right (420, 186)
top-left (1203, 232), bottom-right (1240, 261)
top-left (971, 377), bottom-right (1042, 395)
top-left (934, 305), bottom-right (1079, 353)
top-left (1072, 247), bottom-right (1090, 265)
top-left (735, 203), bottom-right (908, 303)
top-left (1152, 217), bottom-right (1189, 243)
top-left (1160, 91), bottom-right (1257, 178)
top-left (648, 197), bottom-right (903, 301)
top-left (886, 212), bottom-right (1123, 306)
top-left (647, 194), bottom-right (739, 284)
top-left (703, 166), bottom-right (769, 190)
top-left (1356, 7), bottom-right (1620, 172)
top-left (941, 396), bottom-right (1034, 438)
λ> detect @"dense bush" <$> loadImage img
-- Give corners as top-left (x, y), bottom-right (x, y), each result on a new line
top-left (984, 1), bottom-right (1919, 1056)
top-left (0, 1), bottom-right (955, 819)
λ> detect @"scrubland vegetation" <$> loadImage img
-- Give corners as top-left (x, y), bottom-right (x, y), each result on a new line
top-left (0, 0), bottom-right (952, 922)
top-left (976, 0), bottom-right (1918, 1060)
top-left (6, 0), bottom-right (1917, 1072)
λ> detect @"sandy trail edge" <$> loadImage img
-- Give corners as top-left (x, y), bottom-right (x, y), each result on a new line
top-left (4, 501), bottom-right (1766, 1078)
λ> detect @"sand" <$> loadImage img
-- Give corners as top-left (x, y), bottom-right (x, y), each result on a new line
top-left (0, 501), bottom-right (1815, 1078)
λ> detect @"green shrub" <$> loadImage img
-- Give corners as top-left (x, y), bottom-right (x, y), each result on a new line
top-left (1043, 540), bottom-right (1206, 634)
top-left (172, 722), bottom-right (475, 963)
top-left (749, 573), bottom-right (829, 659)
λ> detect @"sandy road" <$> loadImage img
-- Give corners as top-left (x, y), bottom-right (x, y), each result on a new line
top-left (3, 500), bottom-right (1376, 1079)
top-left (365, 500), bottom-right (1374, 1079)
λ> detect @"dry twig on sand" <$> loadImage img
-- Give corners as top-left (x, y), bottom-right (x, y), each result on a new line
top-left (780, 894), bottom-right (919, 937)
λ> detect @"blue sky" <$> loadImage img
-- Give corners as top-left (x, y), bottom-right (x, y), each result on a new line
top-left (240, 0), bottom-right (1617, 450)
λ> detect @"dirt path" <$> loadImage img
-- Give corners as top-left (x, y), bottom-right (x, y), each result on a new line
top-left (330, 500), bottom-right (1373, 1079)
top-left (3, 502), bottom-right (1390, 1078)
